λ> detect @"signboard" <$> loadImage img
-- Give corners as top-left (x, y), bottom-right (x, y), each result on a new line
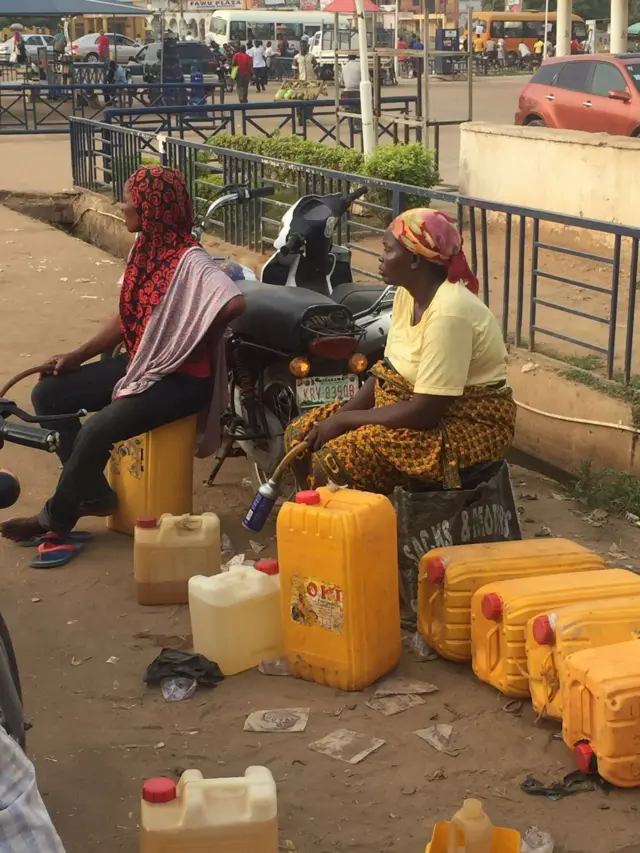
top-left (186, 0), bottom-right (243, 9)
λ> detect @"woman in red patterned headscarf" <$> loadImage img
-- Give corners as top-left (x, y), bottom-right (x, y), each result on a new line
top-left (1, 167), bottom-right (245, 549)
top-left (286, 207), bottom-right (515, 493)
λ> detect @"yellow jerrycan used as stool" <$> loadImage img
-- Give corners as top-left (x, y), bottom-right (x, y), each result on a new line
top-left (563, 639), bottom-right (640, 788)
top-left (140, 766), bottom-right (278, 853)
top-left (526, 595), bottom-right (640, 720)
top-left (418, 540), bottom-right (604, 662)
top-left (276, 488), bottom-right (401, 691)
top-left (107, 416), bottom-right (196, 536)
top-left (471, 569), bottom-right (640, 697)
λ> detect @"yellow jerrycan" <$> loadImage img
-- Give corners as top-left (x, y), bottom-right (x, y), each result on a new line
top-left (471, 569), bottom-right (640, 697)
top-left (526, 595), bottom-right (640, 720)
top-left (107, 416), bottom-right (196, 536)
top-left (277, 488), bottom-right (401, 691)
top-left (563, 640), bottom-right (640, 788)
top-left (418, 540), bottom-right (603, 662)
top-left (140, 766), bottom-right (278, 853)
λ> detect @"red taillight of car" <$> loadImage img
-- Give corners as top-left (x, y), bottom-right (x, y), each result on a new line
top-left (308, 336), bottom-right (358, 360)
top-left (72, 44), bottom-right (78, 52)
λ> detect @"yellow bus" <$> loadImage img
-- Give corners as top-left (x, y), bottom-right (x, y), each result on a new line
top-left (470, 11), bottom-right (586, 57)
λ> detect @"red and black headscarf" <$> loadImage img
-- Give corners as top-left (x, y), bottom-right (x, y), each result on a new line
top-left (120, 166), bottom-right (199, 357)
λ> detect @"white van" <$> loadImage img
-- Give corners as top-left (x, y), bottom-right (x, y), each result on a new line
top-left (209, 10), bottom-right (335, 51)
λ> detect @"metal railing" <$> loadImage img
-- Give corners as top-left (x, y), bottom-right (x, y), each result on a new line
top-left (0, 81), bottom-right (225, 134)
top-left (103, 95), bottom-right (423, 150)
top-left (69, 117), bottom-right (640, 384)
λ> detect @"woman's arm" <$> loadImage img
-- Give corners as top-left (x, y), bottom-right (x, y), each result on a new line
top-left (339, 393), bottom-right (452, 431)
top-left (340, 375), bottom-right (375, 413)
top-left (44, 314), bottom-right (123, 374)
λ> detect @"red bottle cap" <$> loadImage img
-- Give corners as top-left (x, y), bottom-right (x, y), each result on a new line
top-left (136, 516), bottom-right (158, 529)
top-left (426, 557), bottom-right (446, 584)
top-left (255, 558), bottom-right (279, 576)
top-left (142, 778), bottom-right (177, 803)
top-left (481, 592), bottom-right (504, 621)
top-left (532, 614), bottom-right (555, 646)
top-left (295, 490), bottom-right (321, 506)
top-left (574, 741), bottom-right (597, 775)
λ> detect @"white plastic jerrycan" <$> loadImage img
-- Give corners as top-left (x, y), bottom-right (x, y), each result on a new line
top-left (188, 559), bottom-right (283, 675)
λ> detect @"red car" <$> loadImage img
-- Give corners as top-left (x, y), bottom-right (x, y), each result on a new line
top-left (515, 53), bottom-right (640, 137)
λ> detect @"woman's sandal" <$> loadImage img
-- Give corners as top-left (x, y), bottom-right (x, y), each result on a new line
top-left (16, 531), bottom-right (93, 549)
top-left (29, 540), bottom-right (87, 569)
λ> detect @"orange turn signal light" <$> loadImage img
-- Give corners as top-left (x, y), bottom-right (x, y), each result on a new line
top-left (348, 353), bottom-right (368, 374)
top-left (289, 357), bottom-right (311, 378)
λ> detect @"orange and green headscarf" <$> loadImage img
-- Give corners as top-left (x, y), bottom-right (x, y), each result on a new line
top-left (390, 208), bottom-right (479, 295)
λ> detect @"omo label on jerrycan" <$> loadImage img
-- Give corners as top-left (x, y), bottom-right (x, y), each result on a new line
top-left (290, 575), bottom-right (344, 634)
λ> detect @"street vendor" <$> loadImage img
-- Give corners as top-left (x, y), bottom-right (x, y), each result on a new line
top-left (0, 166), bottom-right (244, 550)
top-left (286, 208), bottom-right (516, 493)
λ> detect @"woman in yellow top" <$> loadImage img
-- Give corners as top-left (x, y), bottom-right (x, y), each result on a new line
top-left (285, 208), bottom-right (516, 493)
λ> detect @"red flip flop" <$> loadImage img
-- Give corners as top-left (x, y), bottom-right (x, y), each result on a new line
top-left (29, 540), bottom-right (86, 569)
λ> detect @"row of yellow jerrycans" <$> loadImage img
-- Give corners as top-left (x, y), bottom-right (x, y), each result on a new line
top-left (417, 539), bottom-right (640, 789)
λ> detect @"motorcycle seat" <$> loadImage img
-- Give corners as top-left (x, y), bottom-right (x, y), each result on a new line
top-left (331, 282), bottom-right (390, 315)
top-left (232, 280), bottom-right (351, 354)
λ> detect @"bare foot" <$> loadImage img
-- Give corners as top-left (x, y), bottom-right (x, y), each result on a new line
top-left (0, 517), bottom-right (47, 542)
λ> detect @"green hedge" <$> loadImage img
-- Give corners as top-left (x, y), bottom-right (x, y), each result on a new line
top-left (199, 134), bottom-right (439, 217)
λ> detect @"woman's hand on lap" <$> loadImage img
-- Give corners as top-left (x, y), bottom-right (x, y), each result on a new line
top-left (306, 411), bottom-right (360, 452)
top-left (40, 351), bottom-right (84, 377)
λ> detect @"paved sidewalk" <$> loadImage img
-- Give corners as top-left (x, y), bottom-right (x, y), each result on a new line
top-left (0, 136), bottom-right (72, 194)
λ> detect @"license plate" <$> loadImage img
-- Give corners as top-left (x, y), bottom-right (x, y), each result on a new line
top-left (296, 374), bottom-right (359, 409)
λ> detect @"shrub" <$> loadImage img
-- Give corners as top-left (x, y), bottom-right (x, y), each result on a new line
top-left (361, 143), bottom-right (439, 214)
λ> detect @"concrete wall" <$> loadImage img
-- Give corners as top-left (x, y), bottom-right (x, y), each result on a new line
top-left (508, 350), bottom-right (640, 476)
top-left (459, 122), bottom-right (640, 227)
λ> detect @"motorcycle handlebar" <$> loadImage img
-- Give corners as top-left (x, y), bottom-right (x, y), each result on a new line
top-left (248, 186), bottom-right (275, 200)
top-left (343, 186), bottom-right (368, 209)
top-left (0, 421), bottom-right (59, 453)
top-left (280, 233), bottom-right (303, 257)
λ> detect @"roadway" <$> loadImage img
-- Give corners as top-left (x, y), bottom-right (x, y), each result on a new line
top-left (0, 74), bottom-right (527, 194)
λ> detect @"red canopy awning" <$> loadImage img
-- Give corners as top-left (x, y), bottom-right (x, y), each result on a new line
top-left (323, 0), bottom-right (382, 12)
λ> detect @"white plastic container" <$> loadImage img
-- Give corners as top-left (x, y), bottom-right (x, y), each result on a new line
top-left (134, 513), bottom-right (221, 605)
top-left (448, 799), bottom-right (493, 853)
top-left (188, 559), bottom-right (283, 675)
top-left (140, 766), bottom-right (278, 853)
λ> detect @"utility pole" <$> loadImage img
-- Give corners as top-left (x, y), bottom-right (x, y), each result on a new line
top-left (355, 0), bottom-right (376, 156)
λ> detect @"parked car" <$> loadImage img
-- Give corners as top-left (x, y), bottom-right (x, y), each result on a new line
top-left (0, 33), bottom-right (54, 61)
top-left (127, 40), bottom-right (219, 83)
top-left (515, 53), bottom-right (640, 137)
top-left (71, 32), bottom-right (140, 63)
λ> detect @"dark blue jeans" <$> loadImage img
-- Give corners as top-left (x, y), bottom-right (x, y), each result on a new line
top-left (32, 358), bottom-right (211, 533)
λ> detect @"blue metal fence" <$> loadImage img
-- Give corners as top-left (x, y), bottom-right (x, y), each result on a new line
top-left (68, 117), bottom-right (640, 384)
top-left (0, 81), bottom-right (225, 134)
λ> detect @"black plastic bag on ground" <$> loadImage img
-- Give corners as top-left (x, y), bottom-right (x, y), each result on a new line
top-left (145, 648), bottom-right (224, 688)
top-left (392, 461), bottom-right (521, 616)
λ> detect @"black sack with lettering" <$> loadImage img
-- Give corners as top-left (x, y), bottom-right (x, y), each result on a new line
top-left (392, 461), bottom-right (521, 617)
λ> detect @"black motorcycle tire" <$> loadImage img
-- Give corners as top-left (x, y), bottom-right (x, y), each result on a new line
top-left (247, 364), bottom-right (303, 500)
top-left (224, 76), bottom-right (234, 93)
top-left (0, 613), bottom-right (25, 750)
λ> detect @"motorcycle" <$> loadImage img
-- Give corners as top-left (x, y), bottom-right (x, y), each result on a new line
top-left (195, 185), bottom-right (384, 493)
top-left (260, 185), bottom-right (395, 368)
top-left (216, 57), bottom-right (236, 93)
top-left (0, 398), bottom-right (72, 749)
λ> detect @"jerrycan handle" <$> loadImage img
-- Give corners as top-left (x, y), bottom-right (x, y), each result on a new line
top-left (178, 513), bottom-right (201, 531)
top-left (447, 818), bottom-right (464, 853)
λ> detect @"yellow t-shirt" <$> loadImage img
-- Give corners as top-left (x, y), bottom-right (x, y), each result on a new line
top-left (534, 40), bottom-right (544, 54)
top-left (473, 36), bottom-right (484, 53)
top-left (384, 282), bottom-right (508, 396)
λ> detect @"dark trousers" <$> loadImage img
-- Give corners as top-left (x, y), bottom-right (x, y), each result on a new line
top-left (254, 67), bottom-right (267, 91)
top-left (236, 73), bottom-right (250, 102)
top-left (32, 358), bottom-right (212, 533)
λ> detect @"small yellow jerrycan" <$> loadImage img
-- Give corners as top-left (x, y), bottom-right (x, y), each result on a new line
top-left (426, 799), bottom-right (520, 853)
top-left (134, 513), bottom-right (221, 606)
top-left (107, 416), bottom-right (196, 536)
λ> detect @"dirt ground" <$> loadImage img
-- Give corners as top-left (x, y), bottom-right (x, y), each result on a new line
top-left (3, 205), bottom-right (640, 853)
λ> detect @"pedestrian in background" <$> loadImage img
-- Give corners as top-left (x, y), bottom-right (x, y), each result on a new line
top-left (98, 30), bottom-right (110, 62)
top-left (53, 25), bottom-right (67, 59)
top-left (252, 39), bottom-right (267, 92)
top-left (233, 44), bottom-right (252, 103)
